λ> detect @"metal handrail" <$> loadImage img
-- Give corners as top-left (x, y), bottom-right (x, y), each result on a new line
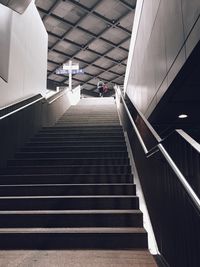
top-left (115, 86), bottom-right (200, 212)
top-left (0, 88), bottom-right (67, 120)
top-left (175, 129), bottom-right (200, 153)
top-left (0, 95), bottom-right (44, 120)
top-left (120, 94), bottom-right (148, 154)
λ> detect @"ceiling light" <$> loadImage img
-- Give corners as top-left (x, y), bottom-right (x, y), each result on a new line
top-left (178, 114), bottom-right (188, 119)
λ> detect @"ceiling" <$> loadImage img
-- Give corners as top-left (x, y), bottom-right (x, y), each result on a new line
top-left (35, 0), bottom-right (136, 97)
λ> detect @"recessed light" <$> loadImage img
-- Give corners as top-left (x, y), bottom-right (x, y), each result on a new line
top-left (178, 114), bottom-right (188, 119)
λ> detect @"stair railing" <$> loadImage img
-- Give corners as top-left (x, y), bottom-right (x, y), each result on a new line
top-left (0, 88), bottom-right (73, 168)
top-left (162, 129), bottom-right (200, 199)
top-left (0, 94), bottom-right (44, 120)
top-left (0, 88), bottom-right (72, 120)
top-left (115, 85), bottom-right (200, 267)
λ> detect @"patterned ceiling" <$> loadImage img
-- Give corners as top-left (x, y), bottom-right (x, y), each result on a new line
top-left (35, 0), bottom-right (136, 96)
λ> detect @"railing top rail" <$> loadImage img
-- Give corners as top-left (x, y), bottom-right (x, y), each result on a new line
top-left (175, 129), bottom-right (200, 153)
top-left (0, 94), bottom-right (44, 121)
top-left (0, 94), bottom-right (42, 111)
top-left (115, 85), bottom-right (161, 143)
top-left (120, 93), bottom-right (149, 154)
top-left (0, 88), bottom-right (68, 121)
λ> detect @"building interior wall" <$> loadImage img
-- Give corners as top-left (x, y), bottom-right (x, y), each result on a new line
top-left (125, 0), bottom-right (200, 117)
top-left (0, 6), bottom-right (12, 82)
top-left (0, 2), bottom-right (48, 108)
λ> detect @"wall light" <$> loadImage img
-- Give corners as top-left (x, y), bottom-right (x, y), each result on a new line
top-left (178, 114), bottom-right (188, 119)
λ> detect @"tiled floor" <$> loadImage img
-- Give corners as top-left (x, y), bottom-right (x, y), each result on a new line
top-left (0, 250), bottom-right (157, 267)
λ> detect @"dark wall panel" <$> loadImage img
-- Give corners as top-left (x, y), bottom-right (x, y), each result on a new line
top-left (0, 93), bottom-right (72, 168)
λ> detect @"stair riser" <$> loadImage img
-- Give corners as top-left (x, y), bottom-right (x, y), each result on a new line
top-left (21, 146), bottom-right (127, 152)
top-left (0, 197), bottom-right (139, 210)
top-left (38, 130), bottom-right (124, 135)
top-left (55, 124), bottom-right (120, 127)
top-left (15, 151), bottom-right (129, 159)
top-left (55, 121), bottom-right (119, 124)
top-left (0, 175), bottom-right (133, 185)
top-left (8, 158), bottom-right (130, 166)
top-left (27, 141), bottom-right (125, 147)
top-left (33, 132), bottom-right (124, 140)
top-left (59, 117), bottom-right (119, 120)
top-left (0, 233), bottom-right (147, 249)
top-left (57, 118), bottom-right (119, 121)
top-left (57, 119), bottom-right (119, 121)
top-left (28, 139), bottom-right (125, 144)
top-left (0, 185), bottom-right (136, 196)
top-left (5, 166), bottom-right (131, 175)
top-left (0, 213), bottom-right (143, 228)
top-left (41, 125), bottom-right (122, 130)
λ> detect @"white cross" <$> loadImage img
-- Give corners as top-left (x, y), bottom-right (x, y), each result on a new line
top-left (63, 60), bottom-right (79, 91)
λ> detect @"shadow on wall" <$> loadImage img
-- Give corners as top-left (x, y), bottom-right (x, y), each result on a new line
top-left (0, 86), bottom-right (81, 168)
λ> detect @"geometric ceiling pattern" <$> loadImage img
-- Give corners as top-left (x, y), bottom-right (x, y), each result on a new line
top-left (35, 0), bottom-right (136, 96)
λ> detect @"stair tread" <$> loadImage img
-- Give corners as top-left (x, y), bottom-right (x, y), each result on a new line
top-left (0, 173), bottom-right (132, 177)
top-left (16, 150), bottom-right (126, 155)
top-left (0, 209), bottom-right (142, 215)
top-left (22, 145), bottom-right (126, 148)
top-left (7, 164), bottom-right (130, 167)
top-left (0, 195), bottom-right (138, 199)
top-left (9, 157), bottom-right (129, 161)
top-left (0, 183), bottom-right (135, 187)
top-left (0, 227), bottom-right (146, 234)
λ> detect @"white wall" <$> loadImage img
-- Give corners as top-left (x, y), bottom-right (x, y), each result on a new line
top-left (67, 85), bottom-right (81, 106)
top-left (0, 1), bottom-right (47, 108)
top-left (0, 6), bottom-right (12, 82)
top-left (125, 0), bottom-right (200, 117)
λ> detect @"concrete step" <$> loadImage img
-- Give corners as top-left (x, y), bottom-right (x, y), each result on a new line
top-left (0, 195), bottom-right (139, 210)
top-left (21, 145), bottom-right (127, 152)
top-left (55, 123), bottom-right (120, 127)
top-left (29, 136), bottom-right (125, 142)
top-left (41, 125), bottom-right (122, 131)
top-left (58, 120), bottom-right (119, 123)
top-left (26, 141), bottom-right (125, 147)
top-left (54, 124), bottom-right (119, 128)
top-left (39, 128), bottom-right (123, 134)
top-left (3, 165), bottom-right (132, 175)
top-left (55, 122), bottom-right (120, 126)
top-left (0, 210), bottom-right (142, 228)
top-left (7, 158), bottom-right (130, 166)
top-left (0, 174), bottom-right (134, 185)
top-left (15, 151), bottom-right (129, 159)
top-left (60, 120), bottom-right (119, 123)
top-left (0, 227), bottom-right (147, 249)
top-left (0, 184), bottom-right (136, 196)
top-left (33, 133), bottom-right (125, 138)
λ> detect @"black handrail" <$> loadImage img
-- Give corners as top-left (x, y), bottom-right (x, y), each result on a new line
top-left (0, 94), bottom-right (43, 119)
top-left (0, 88), bottom-right (71, 120)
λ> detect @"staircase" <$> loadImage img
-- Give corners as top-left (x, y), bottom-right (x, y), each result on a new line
top-left (0, 98), bottom-right (148, 249)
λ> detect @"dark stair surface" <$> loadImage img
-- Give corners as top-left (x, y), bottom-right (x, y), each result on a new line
top-left (0, 97), bottom-right (148, 249)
